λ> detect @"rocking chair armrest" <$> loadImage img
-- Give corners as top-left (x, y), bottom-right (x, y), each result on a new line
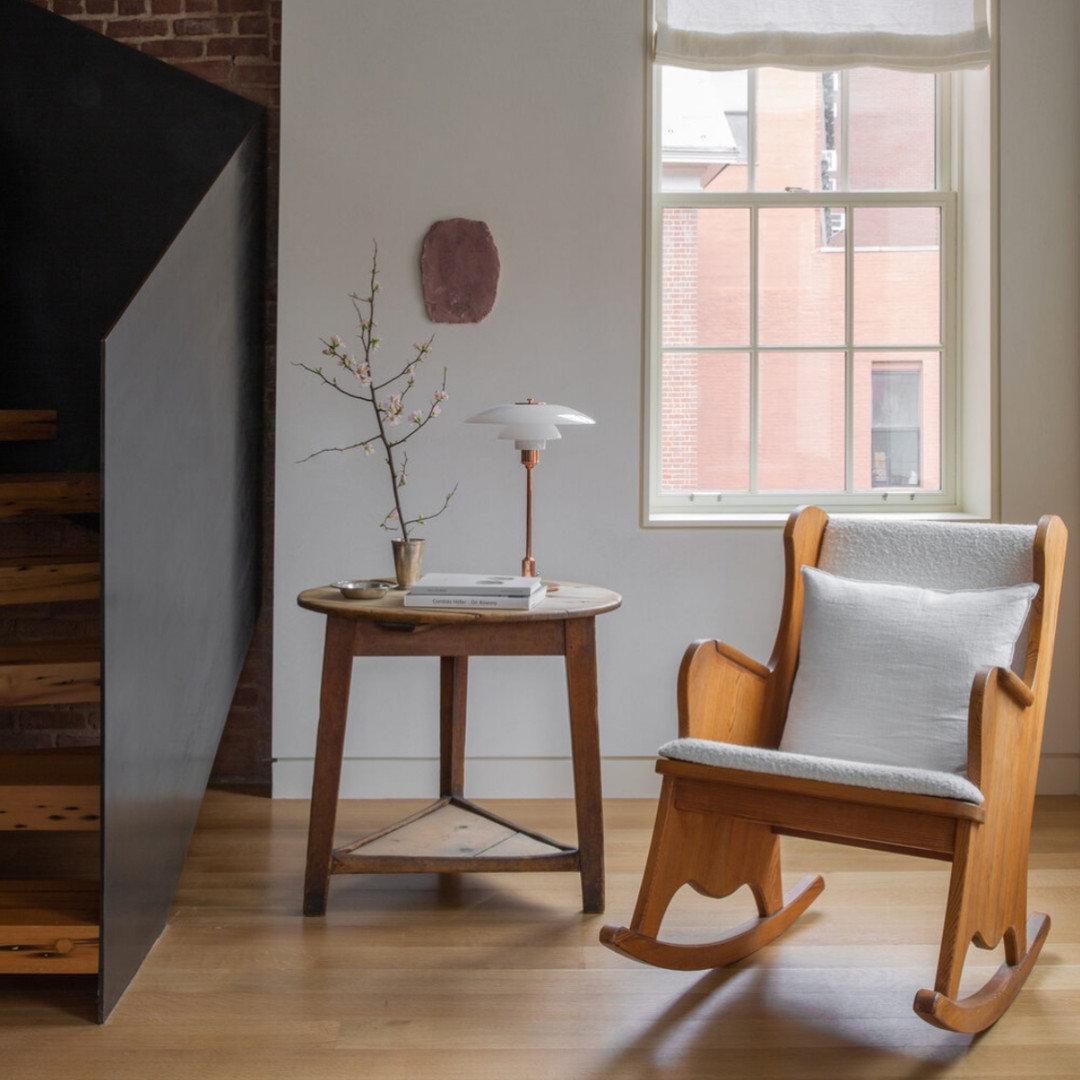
top-left (677, 639), bottom-right (771, 743)
top-left (991, 666), bottom-right (1035, 709)
top-left (966, 665), bottom-right (1037, 795)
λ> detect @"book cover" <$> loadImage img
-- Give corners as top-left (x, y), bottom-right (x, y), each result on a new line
top-left (408, 572), bottom-right (542, 597)
top-left (403, 589), bottom-right (545, 610)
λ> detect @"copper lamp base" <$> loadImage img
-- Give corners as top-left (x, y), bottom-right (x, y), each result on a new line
top-left (521, 448), bottom-right (539, 578)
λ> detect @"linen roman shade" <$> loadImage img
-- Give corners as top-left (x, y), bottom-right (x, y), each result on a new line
top-left (654, 0), bottom-right (991, 71)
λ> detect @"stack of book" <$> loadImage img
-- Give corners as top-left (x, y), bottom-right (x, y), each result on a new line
top-left (403, 572), bottom-right (545, 610)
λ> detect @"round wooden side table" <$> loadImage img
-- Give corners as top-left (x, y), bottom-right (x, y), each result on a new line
top-left (297, 581), bottom-right (621, 916)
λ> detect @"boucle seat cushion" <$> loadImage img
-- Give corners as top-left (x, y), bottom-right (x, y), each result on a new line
top-left (658, 737), bottom-right (985, 803)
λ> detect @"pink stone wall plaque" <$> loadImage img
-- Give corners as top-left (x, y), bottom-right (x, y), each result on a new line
top-left (420, 218), bottom-right (500, 324)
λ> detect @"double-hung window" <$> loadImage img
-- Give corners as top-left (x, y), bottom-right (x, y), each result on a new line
top-left (645, 1), bottom-right (991, 521)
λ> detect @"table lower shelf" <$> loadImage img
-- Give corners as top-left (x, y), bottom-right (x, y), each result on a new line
top-left (331, 797), bottom-right (581, 875)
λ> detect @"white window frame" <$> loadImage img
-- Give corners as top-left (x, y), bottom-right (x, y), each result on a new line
top-left (644, 67), bottom-right (965, 522)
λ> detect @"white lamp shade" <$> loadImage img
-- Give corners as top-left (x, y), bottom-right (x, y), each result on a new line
top-left (466, 401), bottom-right (594, 450)
top-left (498, 423), bottom-right (562, 444)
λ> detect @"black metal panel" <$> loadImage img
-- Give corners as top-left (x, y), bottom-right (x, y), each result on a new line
top-left (99, 125), bottom-right (263, 1021)
top-left (0, 0), bottom-right (261, 473)
top-left (1, 0), bottom-right (264, 1022)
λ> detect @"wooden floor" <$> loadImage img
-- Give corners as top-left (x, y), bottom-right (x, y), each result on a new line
top-left (2, 790), bottom-right (1078, 1079)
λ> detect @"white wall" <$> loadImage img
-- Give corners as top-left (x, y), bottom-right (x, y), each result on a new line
top-left (997, 0), bottom-right (1080, 793)
top-left (274, 0), bottom-right (1080, 798)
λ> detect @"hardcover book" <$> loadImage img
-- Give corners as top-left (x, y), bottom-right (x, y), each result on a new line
top-left (403, 589), bottom-right (545, 610)
top-left (408, 572), bottom-right (542, 597)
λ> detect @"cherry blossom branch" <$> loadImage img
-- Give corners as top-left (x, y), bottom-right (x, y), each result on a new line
top-left (294, 243), bottom-right (456, 541)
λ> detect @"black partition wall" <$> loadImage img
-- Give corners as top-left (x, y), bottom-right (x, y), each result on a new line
top-left (0, 0), bottom-right (264, 1020)
top-left (100, 125), bottom-right (263, 1018)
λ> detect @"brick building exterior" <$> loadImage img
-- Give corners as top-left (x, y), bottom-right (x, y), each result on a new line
top-left (659, 66), bottom-right (943, 498)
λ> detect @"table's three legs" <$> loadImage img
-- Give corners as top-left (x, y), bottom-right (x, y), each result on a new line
top-left (303, 615), bottom-right (605, 916)
top-left (303, 616), bottom-right (355, 917)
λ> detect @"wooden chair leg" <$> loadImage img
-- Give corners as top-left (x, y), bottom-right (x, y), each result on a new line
top-left (913, 822), bottom-right (1048, 1033)
top-left (600, 778), bottom-right (824, 970)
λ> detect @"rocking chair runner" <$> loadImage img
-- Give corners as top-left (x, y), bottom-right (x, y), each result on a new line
top-left (601, 506), bottom-right (1067, 1033)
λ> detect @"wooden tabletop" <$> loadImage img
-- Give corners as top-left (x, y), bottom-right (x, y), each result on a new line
top-left (297, 580), bottom-right (621, 625)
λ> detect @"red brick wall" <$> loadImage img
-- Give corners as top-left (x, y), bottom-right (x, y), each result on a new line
top-left (19, 0), bottom-right (280, 788)
top-left (660, 208), bottom-right (700, 491)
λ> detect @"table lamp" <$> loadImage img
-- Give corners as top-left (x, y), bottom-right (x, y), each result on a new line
top-left (466, 398), bottom-right (595, 577)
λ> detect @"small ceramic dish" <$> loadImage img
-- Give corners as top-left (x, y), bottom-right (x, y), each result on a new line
top-left (335, 579), bottom-right (391, 600)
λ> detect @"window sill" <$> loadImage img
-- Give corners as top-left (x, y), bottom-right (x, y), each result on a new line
top-left (645, 509), bottom-right (991, 528)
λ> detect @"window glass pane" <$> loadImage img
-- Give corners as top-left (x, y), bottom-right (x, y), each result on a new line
top-left (756, 68), bottom-right (830, 192)
top-left (661, 208), bottom-right (750, 347)
top-left (849, 69), bottom-right (936, 191)
top-left (852, 207), bottom-right (940, 345)
top-left (873, 370), bottom-right (921, 428)
top-left (660, 352), bottom-right (749, 493)
top-left (660, 67), bottom-right (748, 193)
top-left (758, 352), bottom-right (845, 491)
top-left (758, 208), bottom-right (846, 346)
top-left (852, 352), bottom-right (942, 491)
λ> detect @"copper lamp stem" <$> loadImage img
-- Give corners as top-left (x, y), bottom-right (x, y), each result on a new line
top-left (521, 449), bottom-right (539, 577)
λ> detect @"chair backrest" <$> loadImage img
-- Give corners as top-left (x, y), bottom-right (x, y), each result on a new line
top-left (818, 518), bottom-right (1035, 590)
top-left (820, 518), bottom-right (1038, 676)
top-left (759, 507), bottom-right (1063, 750)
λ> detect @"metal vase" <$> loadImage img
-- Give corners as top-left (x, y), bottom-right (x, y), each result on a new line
top-left (391, 537), bottom-right (425, 589)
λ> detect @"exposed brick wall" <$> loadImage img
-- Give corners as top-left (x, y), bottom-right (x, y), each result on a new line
top-left (31, 0), bottom-right (281, 113)
top-left (17, 0), bottom-right (281, 789)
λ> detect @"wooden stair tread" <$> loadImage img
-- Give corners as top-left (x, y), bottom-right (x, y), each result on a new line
top-left (0, 416), bottom-right (102, 976)
top-left (0, 550), bottom-right (100, 604)
top-left (0, 638), bottom-right (101, 706)
top-left (0, 410), bottom-right (56, 441)
top-left (0, 473), bottom-right (100, 518)
top-left (0, 880), bottom-right (100, 974)
top-left (0, 750), bottom-right (101, 832)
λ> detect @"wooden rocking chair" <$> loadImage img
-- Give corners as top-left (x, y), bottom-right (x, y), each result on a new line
top-left (601, 506), bottom-right (1067, 1033)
